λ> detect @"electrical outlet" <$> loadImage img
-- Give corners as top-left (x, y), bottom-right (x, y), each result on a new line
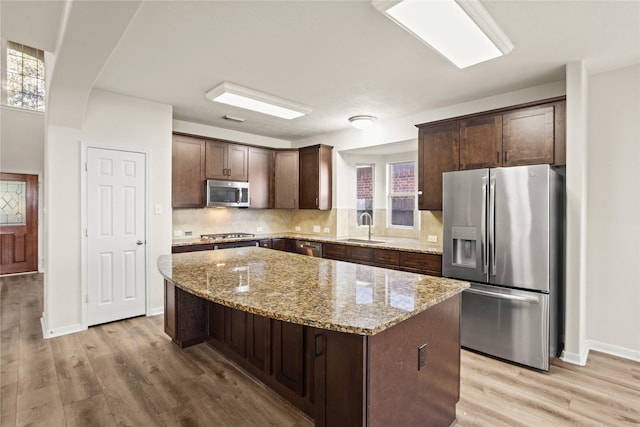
top-left (418, 343), bottom-right (428, 370)
top-left (323, 227), bottom-right (330, 233)
top-left (256, 226), bottom-right (263, 232)
top-left (295, 226), bottom-right (301, 232)
top-left (427, 235), bottom-right (438, 243)
top-left (173, 230), bottom-right (183, 237)
top-left (313, 225), bottom-right (321, 233)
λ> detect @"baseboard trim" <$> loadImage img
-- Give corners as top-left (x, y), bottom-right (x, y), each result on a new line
top-left (560, 346), bottom-right (589, 366)
top-left (41, 314), bottom-right (86, 339)
top-left (587, 339), bottom-right (640, 363)
top-left (148, 306), bottom-right (164, 316)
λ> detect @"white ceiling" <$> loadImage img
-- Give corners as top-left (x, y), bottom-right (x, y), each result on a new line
top-left (2, 1), bottom-right (639, 142)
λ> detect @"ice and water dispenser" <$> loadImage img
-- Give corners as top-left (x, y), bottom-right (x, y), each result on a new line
top-left (451, 226), bottom-right (477, 268)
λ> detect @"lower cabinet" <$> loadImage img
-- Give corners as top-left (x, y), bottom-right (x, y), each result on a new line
top-left (164, 280), bottom-right (206, 347)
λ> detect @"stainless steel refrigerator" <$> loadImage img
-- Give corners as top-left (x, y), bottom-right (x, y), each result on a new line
top-left (442, 164), bottom-right (564, 370)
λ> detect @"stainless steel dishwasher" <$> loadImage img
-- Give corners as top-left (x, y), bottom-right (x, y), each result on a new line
top-left (295, 240), bottom-right (323, 257)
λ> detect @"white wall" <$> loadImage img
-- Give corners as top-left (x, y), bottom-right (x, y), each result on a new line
top-left (586, 64), bottom-right (640, 360)
top-left (0, 106), bottom-right (45, 172)
top-left (42, 89), bottom-right (172, 337)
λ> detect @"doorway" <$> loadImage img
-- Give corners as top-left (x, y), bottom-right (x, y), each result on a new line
top-left (86, 147), bottom-right (147, 326)
top-left (0, 173), bottom-right (38, 275)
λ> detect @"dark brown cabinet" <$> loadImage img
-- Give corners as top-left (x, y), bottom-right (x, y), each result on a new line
top-left (502, 105), bottom-right (555, 166)
top-left (374, 249), bottom-right (400, 269)
top-left (274, 150), bottom-right (299, 209)
top-left (323, 243), bottom-right (375, 265)
top-left (247, 314), bottom-right (271, 373)
top-left (248, 146), bottom-right (272, 208)
top-left (258, 239), bottom-right (272, 249)
top-left (172, 135), bottom-right (206, 208)
top-left (164, 280), bottom-right (206, 347)
top-left (205, 140), bottom-right (248, 181)
top-left (417, 98), bottom-right (566, 210)
top-left (271, 238), bottom-right (296, 252)
top-left (459, 114), bottom-right (502, 170)
top-left (171, 243), bottom-right (213, 254)
top-left (298, 144), bottom-right (333, 210)
top-left (417, 122), bottom-right (460, 211)
top-left (273, 320), bottom-right (305, 396)
top-left (399, 252), bottom-right (442, 276)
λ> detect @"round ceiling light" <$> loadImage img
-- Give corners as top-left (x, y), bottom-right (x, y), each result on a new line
top-left (348, 115), bottom-right (377, 130)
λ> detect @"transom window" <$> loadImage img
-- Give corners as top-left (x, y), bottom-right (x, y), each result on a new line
top-left (388, 162), bottom-right (416, 228)
top-left (5, 41), bottom-right (45, 111)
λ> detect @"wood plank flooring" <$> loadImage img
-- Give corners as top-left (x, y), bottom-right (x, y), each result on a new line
top-left (2, 273), bottom-right (639, 426)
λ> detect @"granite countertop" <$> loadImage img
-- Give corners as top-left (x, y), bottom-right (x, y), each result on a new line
top-left (172, 233), bottom-right (443, 255)
top-left (157, 247), bottom-right (467, 336)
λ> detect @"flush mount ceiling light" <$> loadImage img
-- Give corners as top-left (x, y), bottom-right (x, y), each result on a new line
top-left (349, 115), bottom-right (377, 130)
top-left (372, 0), bottom-right (513, 69)
top-left (206, 82), bottom-right (311, 120)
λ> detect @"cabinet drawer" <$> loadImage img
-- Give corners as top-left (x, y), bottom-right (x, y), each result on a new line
top-left (399, 252), bottom-right (442, 276)
top-left (323, 243), bottom-right (348, 260)
top-left (347, 246), bottom-right (374, 264)
top-left (259, 239), bottom-right (272, 249)
top-left (375, 249), bottom-right (399, 267)
top-left (172, 243), bottom-right (213, 253)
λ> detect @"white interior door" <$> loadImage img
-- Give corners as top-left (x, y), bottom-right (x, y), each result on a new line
top-left (87, 147), bottom-right (146, 326)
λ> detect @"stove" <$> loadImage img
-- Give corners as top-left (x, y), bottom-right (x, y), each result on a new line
top-left (201, 232), bottom-right (255, 241)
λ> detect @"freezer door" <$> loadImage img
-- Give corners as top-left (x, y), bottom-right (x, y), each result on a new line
top-left (490, 165), bottom-right (551, 292)
top-left (443, 169), bottom-right (489, 283)
top-left (461, 283), bottom-right (550, 370)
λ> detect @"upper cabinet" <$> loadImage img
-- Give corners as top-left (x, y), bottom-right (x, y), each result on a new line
top-left (417, 98), bottom-right (566, 210)
top-left (298, 144), bottom-right (333, 210)
top-left (172, 135), bottom-right (206, 208)
top-left (418, 123), bottom-right (460, 211)
top-left (248, 147), bottom-right (272, 209)
top-left (274, 150), bottom-right (299, 209)
top-left (205, 140), bottom-right (248, 181)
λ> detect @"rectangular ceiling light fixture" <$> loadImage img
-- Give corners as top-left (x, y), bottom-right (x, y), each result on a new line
top-left (372, 0), bottom-right (513, 69)
top-left (206, 82), bottom-right (311, 120)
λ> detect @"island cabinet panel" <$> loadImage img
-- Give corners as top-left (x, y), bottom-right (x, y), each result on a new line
top-left (399, 252), bottom-right (442, 276)
top-left (207, 302), bottom-right (225, 342)
top-left (247, 314), bottom-right (271, 374)
top-left (367, 294), bottom-right (461, 427)
top-left (273, 320), bottom-right (305, 396)
top-left (313, 330), bottom-right (367, 427)
top-left (172, 135), bottom-right (206, 208)
top-left (164, 280), bottom-right (206, 348)
top-left (459, 114), bottom-right (503, 170)
top-left (225, 307), bottom-right (247, 358)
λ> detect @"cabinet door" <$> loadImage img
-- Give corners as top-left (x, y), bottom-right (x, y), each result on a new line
top-left (205, 140), bottom-right (228, 180)
top-left (459, 115), bottom-right (502, 170)
top-left (225, 307), bottom-right (247, 357)
top-left (298, 145), bottom-right (332, 210)
top-left (172, 135), bottom-right (205, 208)
top-left (273, 320), bottom-right (305, 396)
top-left (248, 147), bottom-right (272, 208)
top-left (503, 105), bottom-right (554, 166)
top-left (274, 150), bottom-right (299, 209)
top-left (418, 123), bottom-right (459, 211)
top-left (227, 143), bottom-right (248, 181)
top-left (399, 252), bottom-right (442, 276)
top-left (207, 302), bottom-right (225, 342)
top-left (247, 314), bottom-right (271, 373)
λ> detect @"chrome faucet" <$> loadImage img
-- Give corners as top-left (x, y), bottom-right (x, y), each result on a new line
top-left (359, 212), bottom-right (373, 241)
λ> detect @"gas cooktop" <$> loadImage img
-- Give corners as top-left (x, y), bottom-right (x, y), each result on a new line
top-left (200, 232), bottom-right (255, 241)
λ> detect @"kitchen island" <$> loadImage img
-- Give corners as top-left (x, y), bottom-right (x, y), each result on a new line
top-left (157, 247), bottom-right (468, 427)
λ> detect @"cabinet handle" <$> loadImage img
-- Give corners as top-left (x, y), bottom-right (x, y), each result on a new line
top-left (504, 151), bottom-right (508, 163)
top-left (315, 197), bottom-right (318, 206)
top-left (314, 333), bottom-right (326, 357)
top-left (496, 151), bottom-right (500, 163)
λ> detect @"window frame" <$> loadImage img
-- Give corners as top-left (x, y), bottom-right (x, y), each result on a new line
top-left (1, 39), bottom-right (46, 112)
top-left (356, 163), bottom-right (375, 227)
top-left (386, 161), bottom-right (418, 229)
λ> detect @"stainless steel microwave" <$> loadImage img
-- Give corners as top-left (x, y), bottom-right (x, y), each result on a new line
top-left (206, 180), bottom-right (249, 207)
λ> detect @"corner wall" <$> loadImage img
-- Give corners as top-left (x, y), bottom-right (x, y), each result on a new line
top-left (586, 64), bottom-right (640, 360)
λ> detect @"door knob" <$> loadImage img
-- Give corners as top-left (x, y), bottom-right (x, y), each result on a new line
top-left (136, 240), bottom-right (144, 245)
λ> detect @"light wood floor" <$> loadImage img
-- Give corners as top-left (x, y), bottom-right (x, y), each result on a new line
top-left (2, 274), bottom-right (639, 426)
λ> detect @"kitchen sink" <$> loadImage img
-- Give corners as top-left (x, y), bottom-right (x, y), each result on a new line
top-left (337, 238), bottom-right (387, 245)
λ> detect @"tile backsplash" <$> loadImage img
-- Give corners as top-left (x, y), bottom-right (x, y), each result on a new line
top-left (173, 207), bottom-right (442, 243)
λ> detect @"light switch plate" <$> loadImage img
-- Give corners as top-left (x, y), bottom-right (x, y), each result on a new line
top-left (313, 225), bottom-right (321, 233)
top-left (256, 226), bottom-right (263, 232)
top-left (173, 230), bottom-right (183, 237)
top-left (295, 226), bottom-right (301, 232)
top-left (323, 227), bottom-right (330, 233)
top-left (427, 235), bottom-right (438, 243)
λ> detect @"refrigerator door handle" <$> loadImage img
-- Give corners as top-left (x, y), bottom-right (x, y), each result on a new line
top-left (466, 287), bottom-right (540, 303)
top-left (489, 175), bottom-right (496, 276)
top-left (481, 178), bottom-right (488, 274)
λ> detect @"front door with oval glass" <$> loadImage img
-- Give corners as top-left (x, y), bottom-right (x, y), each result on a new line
top-left (0, 173), bottom-right (38, 275)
